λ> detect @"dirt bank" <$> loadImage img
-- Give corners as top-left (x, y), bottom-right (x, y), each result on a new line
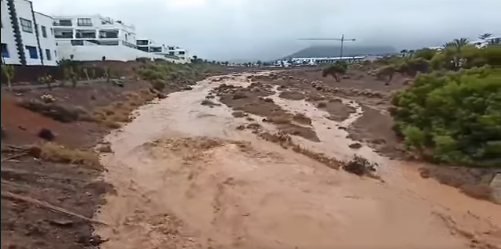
top-left (96, 73), bottom-right (501, 249)
top-left (0, 65), bottom-right (242, 249)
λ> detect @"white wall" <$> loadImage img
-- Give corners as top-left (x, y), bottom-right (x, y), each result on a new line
top-left (57, 44), bottom-right (167, 62)
top-left (14, 0), bottom-right (40, 65)
top-left (35, 12), bottom-right (58, 66)
top-left (1, 0), bottom-right (20, 64)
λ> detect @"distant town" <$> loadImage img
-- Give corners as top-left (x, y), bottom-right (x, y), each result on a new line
top-left (1, 0), bottom-right (499, 68)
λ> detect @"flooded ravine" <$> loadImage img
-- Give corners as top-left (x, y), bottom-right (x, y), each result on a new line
top-left (96, 73), bottom-right (501, 249)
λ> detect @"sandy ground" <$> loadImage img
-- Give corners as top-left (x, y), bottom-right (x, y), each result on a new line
top-left (95, 73), bottom-right (501, 249)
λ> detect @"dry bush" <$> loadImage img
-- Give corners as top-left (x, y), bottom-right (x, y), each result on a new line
top-left (90, 89), bottom-right (157, 127)
top-left (291, 144), bottom-right (340, 169)
top-left (40, 142), bottom-right (100, 169)
top-left (232, 111), bottom-right (247, 118)
top-left (257, 131), bottom-right (340, 169)
top-left (17, 99), bottom-right (88, 123)
top-left (342, 155), bottom-right (378, 176)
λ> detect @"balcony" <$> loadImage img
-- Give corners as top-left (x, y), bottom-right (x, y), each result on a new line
top-left (54, 32), bottom-right (74, 39)
top-left (75, 30), bottom-right (96, 39)
top-left (53, 20), bottom-right (73, 27)
top-left (99, 30), bottom-right (119, 39)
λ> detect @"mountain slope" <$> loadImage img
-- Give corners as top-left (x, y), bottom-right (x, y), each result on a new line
top-left (283, 45), bottom-right (397, 59)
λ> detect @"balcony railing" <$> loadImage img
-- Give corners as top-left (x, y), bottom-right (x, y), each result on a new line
top-left (54, 33), bottom-right (74, 39)
top-left (53, 21), bottom-right (73, 27)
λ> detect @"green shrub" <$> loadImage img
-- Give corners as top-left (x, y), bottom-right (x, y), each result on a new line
top-left (391, 67), bottom-right (501, 167)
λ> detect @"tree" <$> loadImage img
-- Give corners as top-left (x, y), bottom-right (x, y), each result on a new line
top-left (191, 55), bottom-right (199, 64)
top-left (452, 38), bottom-right (470, 51)
top-left (375, 65), bottom-right (395, 85)
top-left (413, 48), bottom-right (437, 60)
top-left (322, 63), bottom-right (347, 82)
top-left (1, 64), bottom-right (15, 90)
top-left (479, 33), bottom-right (493, 40)
top-left (400, 49), bottom-right (408, 57)
top-left (407, 50), bottom-right (415, 58)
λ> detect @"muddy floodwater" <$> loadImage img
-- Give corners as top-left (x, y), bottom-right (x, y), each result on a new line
top-left (96, 73), bottom-right (501, 249)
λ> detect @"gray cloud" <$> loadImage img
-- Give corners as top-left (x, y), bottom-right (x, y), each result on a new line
top-left (34, 0), bottom-right (501, 61)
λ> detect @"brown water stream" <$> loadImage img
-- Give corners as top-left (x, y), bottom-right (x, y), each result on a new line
top-left (96, 73), bottom-right (500, 249)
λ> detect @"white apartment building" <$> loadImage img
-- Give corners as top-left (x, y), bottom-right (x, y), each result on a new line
top-left (53, 14), bottom-right (137, 48)
top-left (1, 0), bottom-right (58, 66)
top-left (52, 14), bottom-right (156, 61)
top-left (136, 38), bottom-right (190, 63)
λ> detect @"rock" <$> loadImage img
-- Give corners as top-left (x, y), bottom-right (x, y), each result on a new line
top-left (96, 144), bottom-right (113, 153)
top-left (78, 235), bottom-right (108, 247)
top-left (419, 168), bottom-right (430, 179)
top-left (156, 93), bottom-right (167, 99)
top-left (316, 102), bottom-right (327, 108)
top-left (232, 92), bottom-right (248, 100)
top-left (349, 143), bottom-right (363, 149)
top-left (38, 128), bottom-right (55, 141)
top-left (111, 79), bottom-right (124, 87)
top-left (236, 125), bottom-right (246, 130)
top-left (49, 219), bottom-right (74, 227)
top-left (338, 126), bottom-right (347, 130)
top-left (183, 86), bottom-right (193, 91)
top-left (262, 98), bottom-right (274, 103)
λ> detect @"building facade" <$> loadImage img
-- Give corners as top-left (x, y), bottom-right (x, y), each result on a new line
top-left (2, 1), bottom-right (192, 64)
top-left (52, 14), bottom-right (137, 48)
top-left (1, 0), bottom-right (58, 66)
top-left (136, 38), bottom-right (190, 63)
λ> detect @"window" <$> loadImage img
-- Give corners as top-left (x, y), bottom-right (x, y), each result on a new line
top-left (20, 18), bottom-right (33, 33)
top-left (41, 26), bottom-right (47, 38)
top-left (178, 51), bottom-right (186, 55)
top-left (55, 19), bottom-right (72, 26)
top-left (71, 40), bottom-right (84, 46)
top-left (45, 49), bottom-right (51, 60)
top-left (54, 50), bottom-right (57, 57)
top-left (169, 52), bottom-right (175, 56)
top-left (137, 40), bottom-right (149, 46)
top-left (26, 46), bottom-right (38, 59)
top-left (77, 18), bottom-right (92, 26)
top-left (50, 28), bottom-right (54, 35)
top-left (1, 43), bottom-right (9, 58)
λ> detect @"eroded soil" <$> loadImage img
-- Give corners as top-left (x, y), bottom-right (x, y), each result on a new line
top-left (95, 72), bottom-right (501, 249)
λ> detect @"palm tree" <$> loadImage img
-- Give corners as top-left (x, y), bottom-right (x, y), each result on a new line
top-left (479, 33), bottom-right (493, 40)
top-left (408, 49), bottom-right (415, 58)
top-left (400, 49), bottom-right (408, 57)
top-left (452, 38), bottom-right (469, 50)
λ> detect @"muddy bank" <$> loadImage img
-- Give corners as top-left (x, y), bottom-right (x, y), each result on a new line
top-left (96, 73), bottom-right (501, 249)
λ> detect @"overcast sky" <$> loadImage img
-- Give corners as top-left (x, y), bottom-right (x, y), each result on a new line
top-left (33, 0), bottom-right (500, 61)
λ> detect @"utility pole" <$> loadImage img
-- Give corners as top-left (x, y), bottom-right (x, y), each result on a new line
top-left (298, 35), bottom-right (356, 60)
